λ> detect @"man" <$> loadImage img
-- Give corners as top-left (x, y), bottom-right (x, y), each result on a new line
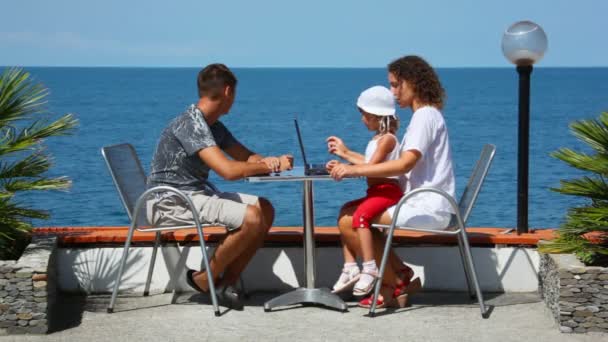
top-left (147, 63), bottom-right (293, 309)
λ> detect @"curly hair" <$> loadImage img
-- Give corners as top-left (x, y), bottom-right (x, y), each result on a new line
top-left (388, 56), bottom-right (445, 109)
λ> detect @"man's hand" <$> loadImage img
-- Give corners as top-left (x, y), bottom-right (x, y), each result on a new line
top-left (330, 162), bottom-right (355, 181)
top-left (260, 156), bottom-right (281, 172)
top-left (279, 154), bottom-right (294, 171)
top-left (326, 136), bottom-right (349, 158)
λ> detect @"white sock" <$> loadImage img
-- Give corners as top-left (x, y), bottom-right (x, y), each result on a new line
top-left (362, 260), bottom-right (378, 274)
top-left (344, 262), bottom-right (358, 271)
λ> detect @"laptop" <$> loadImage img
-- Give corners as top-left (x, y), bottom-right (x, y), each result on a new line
top-left (294, 119), bottom-right (330, 176)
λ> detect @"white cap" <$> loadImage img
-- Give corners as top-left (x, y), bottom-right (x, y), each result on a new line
top-left (356, 86), bottom-right (396, 116)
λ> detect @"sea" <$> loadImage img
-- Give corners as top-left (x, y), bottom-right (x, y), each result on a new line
top-left (14, 67), bottom-right (608, 229)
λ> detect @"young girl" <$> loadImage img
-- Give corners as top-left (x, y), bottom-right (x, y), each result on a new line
top-left (327, 85), bottom-right (403, 296)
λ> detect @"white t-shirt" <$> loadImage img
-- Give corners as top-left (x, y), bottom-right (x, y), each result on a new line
top-left (387, 106), bottom-right (456, 229)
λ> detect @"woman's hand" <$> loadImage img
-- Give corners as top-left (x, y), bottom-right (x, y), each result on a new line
top-left (326, 136), bottom-right (349, 158)
top-left (330, 162), bottom-right (355, 181)
top-left (326, 159), bottom-right (340, 172)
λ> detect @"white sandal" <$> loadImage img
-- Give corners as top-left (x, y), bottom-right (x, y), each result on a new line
top-left (332, 267), bottom-right (361, 293)
top-left (352, 270), bottom-right (378, 296)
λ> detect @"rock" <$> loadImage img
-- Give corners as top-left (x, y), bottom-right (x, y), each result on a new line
top-left (574, 327), bottom-right (587, 333)
top-left (0, 321), bottom-right (15, 328)
top-left (16, 313), bottom-right (32, 320)
top-left (585, 305), bottom-right (600, 313)
top-left (26, 325), bottom-right (47, 334)
top-left (16, 320), bottom-right (27, 327)
top-left (571, 267), bottom-right (587, 274)
top-left (31, 313), bottom-right (45, 320)
top-left (560, 279), bottom-right (578, 285)
top-left (559, 326), bottom-right (573, 333)
top-left (31, 274), bottom-right (46, 282)
top-left (561, 320), bottom-right (578, 328)
top-left (32, 281), bottom-right (46, 289)
top-left (573, 310), bottom-right (593, 317)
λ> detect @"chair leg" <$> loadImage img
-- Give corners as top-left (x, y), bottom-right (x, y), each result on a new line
top-left (459, 230), bottom-right (488, 318)
top-left (456, 236), bottom-right (475, 299)
top-left (144, 231), bottom-right (161, 296)
top-left (194, 226), bottom-right (220, 316)
top-left (369, 226), bottom-right (396, 317)
top-left (108, 222), bottom-right (137, 313)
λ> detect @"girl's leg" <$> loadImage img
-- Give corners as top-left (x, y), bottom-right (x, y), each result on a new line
top-left (332, 201), bottom-right (362, 293)
top-left (352, 192), bottom-right (400, 294)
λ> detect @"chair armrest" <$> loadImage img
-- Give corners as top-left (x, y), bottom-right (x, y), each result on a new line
top-left (372, 187), bottom-right (465, 232)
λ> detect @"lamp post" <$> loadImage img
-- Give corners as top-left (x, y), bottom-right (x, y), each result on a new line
top-left (501, 21), bottom-right (548, 235)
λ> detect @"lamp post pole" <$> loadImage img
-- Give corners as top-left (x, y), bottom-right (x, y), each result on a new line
top-left (502, 20), bottom-right (547, 235)
top-left (517, 65), bottom-right (532, 234)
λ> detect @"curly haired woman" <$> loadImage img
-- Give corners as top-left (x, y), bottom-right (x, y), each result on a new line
top-left (327, 55), bottom-right (456, 309)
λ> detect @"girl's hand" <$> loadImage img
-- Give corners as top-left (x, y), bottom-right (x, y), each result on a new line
top-left (330, 163), bottom-right (355, 181)
top-left (326, 136), bottom-right (349, 158)
top-left (326, 159), bottom-right (340, 172)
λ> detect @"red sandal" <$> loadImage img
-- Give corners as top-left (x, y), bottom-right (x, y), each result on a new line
top-left (398, 264), bottom-right (415, 286)
top-left (358, 283), bottom-right (407, 309)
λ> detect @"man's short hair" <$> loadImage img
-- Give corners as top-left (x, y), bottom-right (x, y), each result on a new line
top-left (197, 64), bottom-right (237, 99)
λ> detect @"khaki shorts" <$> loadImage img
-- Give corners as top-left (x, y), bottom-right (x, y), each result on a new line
top-left (146, 190), bottom-right (259, 230)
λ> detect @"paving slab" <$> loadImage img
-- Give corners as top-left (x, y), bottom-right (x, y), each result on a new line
top-left (1, 291), bottom-right (606, 341)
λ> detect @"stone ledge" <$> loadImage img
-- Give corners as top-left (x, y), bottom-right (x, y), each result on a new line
top-left (539, 253), bottom-right (608, 334)
top-left (0, 235), bottom-right (57, 335)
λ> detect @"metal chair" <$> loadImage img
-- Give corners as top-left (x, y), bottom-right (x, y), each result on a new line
top-left (102, 143), bottom-right (222, 316)
top-left (370, 144), bottom-right (496, 318)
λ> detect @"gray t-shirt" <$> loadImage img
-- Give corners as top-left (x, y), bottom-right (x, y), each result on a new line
top-left (147, 105), bottom-right (238, 191)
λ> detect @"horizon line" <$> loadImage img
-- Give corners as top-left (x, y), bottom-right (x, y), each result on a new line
top-left (2, 64), bottom-right (608, 69)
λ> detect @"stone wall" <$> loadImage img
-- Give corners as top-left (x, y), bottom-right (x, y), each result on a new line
top-left (0, 235), bottom-right (57, 335)
top-left (539, 253), bottom-right (608, 333)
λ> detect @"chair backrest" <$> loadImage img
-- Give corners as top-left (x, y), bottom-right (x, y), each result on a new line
top-left (457, 144), bottom-right (496, 223)
top-left (101, 143), bottom-right (149, 225)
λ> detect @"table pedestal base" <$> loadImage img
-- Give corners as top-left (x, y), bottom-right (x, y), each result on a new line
top-left (263, 288), bottom-right (347, 312)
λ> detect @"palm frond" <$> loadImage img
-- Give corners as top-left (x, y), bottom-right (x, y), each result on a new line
top-left (551, 148), bottom-right (608, 175)
top-left (568, 113), bottom-right (608, 154)
top-left (0, 152), bottom-right (52, 179)
top-left (0, 68), bottom-right (47, 124)
top-left (552, 176), bottom-right (608, 200)
top-left (4, 177), bottom-right (71, 193)
top-left (0, 114), bottom-right (77, 156)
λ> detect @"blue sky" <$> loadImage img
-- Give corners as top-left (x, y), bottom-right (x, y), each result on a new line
top-left (1, 0), bottom-right (605, 67)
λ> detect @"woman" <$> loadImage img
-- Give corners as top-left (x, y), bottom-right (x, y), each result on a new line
top-left (327, 55), bottom-right (455, 308)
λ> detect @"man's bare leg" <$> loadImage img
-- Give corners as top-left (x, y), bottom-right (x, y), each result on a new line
top-left (192, 204), bottom-right (266, 291)
top-left (220, 197), bottom-right (274, 286)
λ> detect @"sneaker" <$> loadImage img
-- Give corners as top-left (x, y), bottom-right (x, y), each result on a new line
top-left (332, 267), bottom-right (361, 293)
